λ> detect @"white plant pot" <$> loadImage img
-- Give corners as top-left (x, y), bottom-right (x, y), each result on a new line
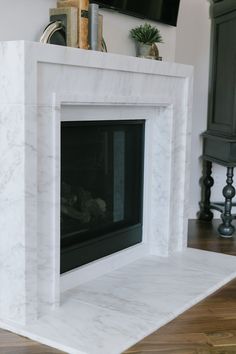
top-left (135, 42), bottom-right (159, 59)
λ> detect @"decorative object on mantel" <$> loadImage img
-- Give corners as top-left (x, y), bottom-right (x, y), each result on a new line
top-left (40, 0), bottom-right (109, 53)
top-left (101, 37), bottom-right (108, 52)
top-left (98, 14), bottom-right (104, 51)
top-left (130, 23), bottom-right (163, 60)
top-left (50, 7), bottom-right (78, 47)
top-left (88, 4), bottom-right (104, 51)
top-left (88, 3), bottom-right (99, 50)
top-left (57, 0), bottom-right (89, 49)
top-left (40, 21), bottom-right (67, 46)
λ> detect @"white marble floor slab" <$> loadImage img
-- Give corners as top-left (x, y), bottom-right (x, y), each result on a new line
top-left (1, 248), bottom-right (236, 354)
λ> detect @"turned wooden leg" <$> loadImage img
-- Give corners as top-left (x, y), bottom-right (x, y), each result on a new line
top-left (198, 160), bottom-right (214, 221)
top-left (218, 167), bottom-right (235, 237)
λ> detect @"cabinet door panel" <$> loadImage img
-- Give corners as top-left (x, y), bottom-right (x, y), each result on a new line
top-left (209, 12), bottom-right (236, 134)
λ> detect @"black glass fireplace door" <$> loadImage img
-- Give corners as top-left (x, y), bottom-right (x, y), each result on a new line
top-left (60, 120), bottom-right (145, 273)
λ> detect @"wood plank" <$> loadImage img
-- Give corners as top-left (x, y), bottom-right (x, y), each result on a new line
top-left (0, 328), bottom-right (65, 353)
top-left (188, 219), bottom-right (236, 256)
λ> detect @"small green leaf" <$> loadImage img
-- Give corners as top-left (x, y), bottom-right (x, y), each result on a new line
top-left (130, 23), bottom-right (163, 44)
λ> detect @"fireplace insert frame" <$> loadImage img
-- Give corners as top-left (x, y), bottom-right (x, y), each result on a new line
top-left (60, 120), bottom-right (145, 273)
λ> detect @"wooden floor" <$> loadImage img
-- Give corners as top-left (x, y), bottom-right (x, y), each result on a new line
top-left (123, 278), bottom-right (236, 353)
top-left (0, 329), bottom-right (65, 354)
top-left (0, 219), bottom-right (235, 354)
top-left (188, 219), bottom-right (236, 256)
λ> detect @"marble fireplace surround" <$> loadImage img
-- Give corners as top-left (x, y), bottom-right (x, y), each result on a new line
top-left (4, 42), bottom-right (236, 354)
top-left (0, 40), bottom-right (194, 327)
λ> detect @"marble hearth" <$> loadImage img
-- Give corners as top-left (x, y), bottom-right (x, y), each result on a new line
top-left (0, 41), bottom-right (236, 354)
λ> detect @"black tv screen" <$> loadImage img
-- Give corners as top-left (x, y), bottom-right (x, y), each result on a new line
top-left (92, 0), bottom-right (180, 27)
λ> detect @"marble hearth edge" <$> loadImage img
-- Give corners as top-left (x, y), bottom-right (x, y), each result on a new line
top-left (0, 41), bottom-right (235, 354)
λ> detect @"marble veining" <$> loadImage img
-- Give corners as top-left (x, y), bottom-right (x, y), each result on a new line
top-left (0, 41), bottom-right (193, 326)
top-left (0, 40), bottom-right (235, 354)
top-left (0, 249), bottom-right (236, 354)
top-left (0, 41), bottom-right (216, 353)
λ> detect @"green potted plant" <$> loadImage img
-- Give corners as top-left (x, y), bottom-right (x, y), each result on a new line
top-left (130, 23), bottom-right (163, 59)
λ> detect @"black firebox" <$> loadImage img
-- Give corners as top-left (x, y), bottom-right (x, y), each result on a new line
top-left (60, 120), bottom-right (145, 273)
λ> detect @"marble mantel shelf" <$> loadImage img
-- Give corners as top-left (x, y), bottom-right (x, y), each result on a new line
top-left (1, 41), bottom-right (235, 354)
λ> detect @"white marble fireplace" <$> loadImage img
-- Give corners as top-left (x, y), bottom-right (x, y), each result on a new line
top-left (1, 41), bottom-right (236, 354)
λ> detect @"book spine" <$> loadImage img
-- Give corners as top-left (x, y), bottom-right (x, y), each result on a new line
top-left (78, 0), bottom-right (89, 49)
top-left (98, 14), bottom-right (103, 52)
top-left (57, 0), bottom-right (80, 8)
top-left (50, 7), bottom-right (78, 47)
top-left (88, 3), bottom-right (99, 51)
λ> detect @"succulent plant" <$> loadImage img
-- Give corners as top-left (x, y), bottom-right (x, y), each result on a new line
top-left (130, 23), bottom-right (163, 44)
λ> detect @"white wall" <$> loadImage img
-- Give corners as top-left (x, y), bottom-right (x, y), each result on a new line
top-left (176, 0), bottom-right (212, 218)
top-left (100, 9), bottom-right (177, 61)
top-left (0, 1), bottom-right (176, 61)
top-left (0, 0), bottom-right (57, 41)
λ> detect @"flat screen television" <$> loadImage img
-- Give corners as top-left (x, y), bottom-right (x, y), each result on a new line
top-left (92, 0), bottom-right (180, 27)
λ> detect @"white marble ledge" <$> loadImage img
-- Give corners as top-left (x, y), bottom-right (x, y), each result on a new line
top-left (0, 249), bottom-right (236, 354)
top-left (0, 40), bottom-right (193, 106)
top-left (3, 40), bottom-right (193, 76)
